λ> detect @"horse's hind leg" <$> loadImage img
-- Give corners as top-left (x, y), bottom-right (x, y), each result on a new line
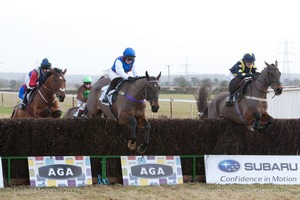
top-left (137, 121), bottom-right (150, 154)
top-left (127, 116), bottom-right (137, 150)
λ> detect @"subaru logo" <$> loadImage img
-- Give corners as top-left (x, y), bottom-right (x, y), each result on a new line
top-left (218, 160), bottom-right (240, 172)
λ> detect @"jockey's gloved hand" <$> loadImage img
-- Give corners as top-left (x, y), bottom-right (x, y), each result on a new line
top-left (127, 77), bottom-right (135, 81)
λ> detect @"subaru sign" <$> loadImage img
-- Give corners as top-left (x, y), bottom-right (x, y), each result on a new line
top-left (218, 160), bottom-right (240, 173)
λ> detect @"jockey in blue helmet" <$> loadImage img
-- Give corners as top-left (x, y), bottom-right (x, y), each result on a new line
top-left (102, 47), bottom-right (139, 103)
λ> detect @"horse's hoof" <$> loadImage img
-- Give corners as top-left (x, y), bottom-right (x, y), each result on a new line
top-left (128, 140), bottom-right (136, 150)
top-left (137, 144), bottom-right (147, 154)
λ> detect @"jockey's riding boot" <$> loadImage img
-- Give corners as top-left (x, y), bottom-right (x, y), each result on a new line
top-left (102, 85), bottom-right (112, 103)
top-left (18, 94), bottom-right (28, 110)
top-left (18, 101), bottom-right (26, 110)
top-left (77, 109), bottom-right (84, 117)
top-left (226, 95), bottom-right (233, 106)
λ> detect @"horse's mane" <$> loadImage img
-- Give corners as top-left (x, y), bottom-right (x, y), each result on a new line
top-left (260, 63), bottom-right (276, 75)
top-left (136, 76), bottom-right (156, 80)
top-left (136, 76), bottom-right (146, 80)
top-left (43, 68), bottom-right (63, 83)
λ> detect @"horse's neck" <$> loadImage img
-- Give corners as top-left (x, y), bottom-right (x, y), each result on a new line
top-left (249, 73), bottom-right (269, 97)
top-left (40, 76), bottom-right (55, 97)
top-left (127, 78), bottom-right (147, 99)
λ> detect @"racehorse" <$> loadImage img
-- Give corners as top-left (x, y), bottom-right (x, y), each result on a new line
top-left (63, 106), bottom-right (91, 118)
top-left (199, 61), bottom-right (283, 133)
top-left (87, 71), bottom-right (161, 154)
top-left (11, 68), bottom-right (67, 118)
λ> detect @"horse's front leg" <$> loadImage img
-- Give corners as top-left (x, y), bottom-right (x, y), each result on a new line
top-left (50, 100), bottom-right (62, 118)
top-left (137, 119), bottom-right (150, 155)
top-left (258, 112), bottom-right (273, 133)
top-left (127, 115), bottom-right (137, 150)
top-left (252, 112), bottom-right (261, 131)
top-left (37, 109), bottom-right (51, 118)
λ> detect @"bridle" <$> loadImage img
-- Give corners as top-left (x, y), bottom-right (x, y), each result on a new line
top-left (38, 74), bottom-right (66, 104)
top-left (121, 78), bottom-right (159, 103)
top-left (253, 67), bottom-right (281, 94)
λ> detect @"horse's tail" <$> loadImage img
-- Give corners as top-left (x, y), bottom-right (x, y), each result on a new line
top-left (196, 86), bottom-right (209, 119)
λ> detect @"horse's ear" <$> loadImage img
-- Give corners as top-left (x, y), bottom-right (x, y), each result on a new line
top-left (264, 61), bottom-right (270, 66)
top-left (145, 71), bottom-right (150, 79)
top-left (156, 72), bottom-right (162, 80)
top-left (275, 61), bottom-right (278, 68)
top-left (62, 69), bottom-right (67, 75)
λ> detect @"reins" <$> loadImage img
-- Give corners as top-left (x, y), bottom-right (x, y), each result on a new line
top-left (37, 76), bottom-right (57, 104)
top-left (121, 78), bottom-right (159, 103)
top-left (252, 67), bottom-right (281, 95)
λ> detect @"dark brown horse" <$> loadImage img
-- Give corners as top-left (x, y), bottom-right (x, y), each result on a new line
top-left (87, 71), bottom-right (161, 154)
top-left (11, 68), bottom-right (67, 118)
top-left (63, 106), bottom-right (92, 118)
top-left (199, 61), bottom-right (283, 133)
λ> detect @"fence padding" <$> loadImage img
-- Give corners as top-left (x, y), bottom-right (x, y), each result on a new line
top-left (1, 118), bottom-right (300, 156)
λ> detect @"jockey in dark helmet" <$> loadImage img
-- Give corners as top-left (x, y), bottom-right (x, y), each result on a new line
top-left (18, 58), bottom-right (52, 110)
top-left (226, 53), bottom-right (258, 106)
top-left (102, 47), bottom-right (139, 103)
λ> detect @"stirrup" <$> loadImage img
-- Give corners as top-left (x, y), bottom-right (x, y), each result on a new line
top-left (102, 96), bottom-right (108, 103)
top-left (226, 97), bottom-right (233, 106)
top-left (18, 102), bottom-right (26, 110)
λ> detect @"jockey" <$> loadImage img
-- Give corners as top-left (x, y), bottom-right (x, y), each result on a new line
top-left (76, 76), bottom-right (92, 117)
top-left (18, 58), bottom-right (52, 110)
top-left (226, 53), bottom-right (258, 106)
top-left (102, 47), bottom-right (139, 103)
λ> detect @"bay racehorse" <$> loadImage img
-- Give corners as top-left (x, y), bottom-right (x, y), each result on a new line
top-left (87, 71), bottom-right (161, 154)
top-left (11, 68), bottom-right (67, 118)
top-left (199, 61), bottom-right (283, 133)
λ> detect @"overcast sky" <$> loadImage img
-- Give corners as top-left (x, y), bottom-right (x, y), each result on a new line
top-left (0, 0), bottom-right (300, 78)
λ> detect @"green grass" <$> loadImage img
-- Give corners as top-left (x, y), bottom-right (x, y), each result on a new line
top-left (0, 93), bottom-right (199, 119)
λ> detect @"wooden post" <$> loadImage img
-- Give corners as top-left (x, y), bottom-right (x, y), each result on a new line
top-left (170, 97), bottom-right (173, 118)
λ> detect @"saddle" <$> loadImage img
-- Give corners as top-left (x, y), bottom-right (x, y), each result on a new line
top-left (100, 78), bottom-right (129, 104)
top-left (231, 77), bottom-right (253, 101)
top-left (26, 88), bottom-right (38, 105)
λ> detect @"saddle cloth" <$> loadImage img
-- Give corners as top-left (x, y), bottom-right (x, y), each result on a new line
top-left (99, 85), bottom-right (115, 105)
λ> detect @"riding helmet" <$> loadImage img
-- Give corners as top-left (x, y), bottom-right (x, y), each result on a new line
top-left (243, 53), bottom-right (256, 62)
top-left (41, 58), bottom-right (52, 69)
top-left (83, 76), bottom-right (92, 83)
top-left (123, 47), bottom-right (136, 58)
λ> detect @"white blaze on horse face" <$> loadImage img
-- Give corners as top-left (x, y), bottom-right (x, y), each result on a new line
top-left (58, 76), bottom-right (66, 92)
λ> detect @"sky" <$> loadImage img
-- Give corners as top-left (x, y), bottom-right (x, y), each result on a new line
top-left (0, 0), bottom-right (300, 78)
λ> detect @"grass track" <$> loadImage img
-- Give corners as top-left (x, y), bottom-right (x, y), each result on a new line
top-left (0, 183), bottom-right (299, 200)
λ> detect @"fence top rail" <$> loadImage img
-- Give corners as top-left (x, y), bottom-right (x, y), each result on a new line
top-left (1, 155), bottom-right (204, 160)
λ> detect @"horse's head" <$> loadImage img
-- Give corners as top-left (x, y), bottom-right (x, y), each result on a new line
top-left (145, 71), bottom-right (161, 112)
top-left (47, 68), bottom-right (67, 102)
top-left (264, 61), bottom-right (283, 95)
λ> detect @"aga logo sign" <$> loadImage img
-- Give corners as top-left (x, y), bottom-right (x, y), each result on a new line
top-left (38, 164), bottom-right (82, 180)
top-left (218, 160), bottom-right (240, 173)
top-left (131, 164), bottom-right (173, 179)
